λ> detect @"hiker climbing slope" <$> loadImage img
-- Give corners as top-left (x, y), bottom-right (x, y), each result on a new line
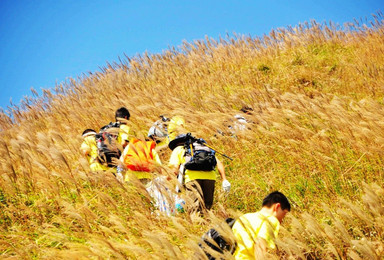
top-left (80, 129), bottom-right (109, 172)
top-left (168, 133), bottom-right (231, 213)
top-left (148, 115), bottom-right (186, 148)
top-left (119, 137), bottom-right (181, 216)
top-left (232, 191), bottom-right (291, 259)
top-left (147, 115), bottom-right (171, 150)
top-left (198, 191), bottom-right (291, 259)
top-left (120, 137), bottom-right (162, 184)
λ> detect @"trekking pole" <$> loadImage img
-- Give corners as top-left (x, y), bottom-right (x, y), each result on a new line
top-left (187, 133), bottom-right (233, 161)
top-left (204, 143), bottom-right (233, 161)
top-left (176, 164), bottom-right (185, 193)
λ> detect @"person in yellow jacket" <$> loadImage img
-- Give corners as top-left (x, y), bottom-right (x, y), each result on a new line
top-left (80, 129), bottom-right (109, 172)
top-left (231, 191), bottom-right (291, 259)
top-left (119, 137), bottom-right (162, 185)
top-left (168, 134), bottom-right (231, 213)
top-left (119, 137), bottom-right (185, 216)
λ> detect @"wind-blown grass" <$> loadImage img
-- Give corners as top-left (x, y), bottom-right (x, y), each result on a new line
top-left (0, 13), bottom-right (383, 259)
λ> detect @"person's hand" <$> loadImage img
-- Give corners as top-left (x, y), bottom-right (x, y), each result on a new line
top-left (222, 179), bottom-right (231, 192)
top-left (116, 165), bottom-right (124, 183)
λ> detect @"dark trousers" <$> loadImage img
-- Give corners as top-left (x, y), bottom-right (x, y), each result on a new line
top-left (185, 179), bottom-right (215, 213)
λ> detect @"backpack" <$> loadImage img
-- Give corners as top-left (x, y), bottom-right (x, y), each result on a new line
top-left (95, 122), bottom-right (121, 167)
top-left (169, 133), bottom-right (217, 171)
top-left (184, 137), bottom-right (217, 172)
top-left (199, 218), bottom-right (237, 260)
top-left (122, 138), bottom-right (156, 172)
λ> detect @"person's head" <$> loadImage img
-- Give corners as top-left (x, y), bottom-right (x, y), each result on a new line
top-left (82, 129), bottom-right (96, 138)
top-left (147, 115), bottom-right (170, 143)
top-left (240, 105), bottom-right (253, 115)
top-left (262, 191), bottom-right (291, 223)
top-left (147, 125), bottom-right (167, 143)
top-left (115, 107), bottom-right (130, 122)
top-left (170, 115), bottom-right (185, 126)
top-left (168, 116), bottom-right (185, 141)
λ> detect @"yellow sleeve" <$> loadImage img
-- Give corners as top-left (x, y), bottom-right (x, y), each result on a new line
top-left (120, 143), bottom-right (129, 162)
top-left (81, 137), bottom-right (96, 156)
top-left (118, 124), bottom-right (130, 145)
top-left (169, 146), bottom-right (185, 167)
top-left (80, 141), bottom-right (90, 153)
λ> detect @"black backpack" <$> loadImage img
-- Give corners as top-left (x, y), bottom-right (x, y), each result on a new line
top-left (95, 122), bottom-right (122, 167)
top-left (169, 133), bottom-right (217, 171)
top-left (199, 218), bottom-right (237, 260)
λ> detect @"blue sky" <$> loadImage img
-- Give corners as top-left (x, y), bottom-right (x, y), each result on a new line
top-left (0, 1), bottom-right (382, 110)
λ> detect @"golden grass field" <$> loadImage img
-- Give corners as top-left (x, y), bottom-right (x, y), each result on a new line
top-left (0, 13), bottom-right (383, 259)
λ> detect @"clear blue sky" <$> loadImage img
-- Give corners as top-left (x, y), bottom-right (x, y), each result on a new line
top-left (0, 1), bottom-right (382, 110)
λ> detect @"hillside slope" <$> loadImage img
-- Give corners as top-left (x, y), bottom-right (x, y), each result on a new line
top-left (0, 15), bottom-right (384, 259)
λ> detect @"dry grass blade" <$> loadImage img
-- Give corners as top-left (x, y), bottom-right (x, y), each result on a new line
top-left (0, 13), bottom-right (383, 258)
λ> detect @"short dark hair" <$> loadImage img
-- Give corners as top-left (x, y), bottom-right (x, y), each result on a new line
top-left (262, 191), bottom-right (291, 211)
top-left (240, 106), bottom-right (253, 114)
top-left (115, 107), bottom-right (130, 121)
top-left (82, 129), bottom-right (96, 136)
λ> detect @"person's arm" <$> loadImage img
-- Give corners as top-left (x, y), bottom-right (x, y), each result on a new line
top-left (121, 140), bottom-right (128, 149)
top-left (119, 143), bottom-right (130, 167)
top-left (80, 141), bottom-right (91, 157)
top-left (217, 158), bottom-right (231, 192)
top-left (169, 162), bottom-right (181, 176)
top-left (169, 147), bottom-right (182, 176)
top-left (119, 124), bottom-right (130, 149)
top-left (216, 158), bottom-right (226, 181)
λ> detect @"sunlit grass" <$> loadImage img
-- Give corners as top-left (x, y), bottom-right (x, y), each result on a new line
top-left (0, 13), bottom-right (383, 259)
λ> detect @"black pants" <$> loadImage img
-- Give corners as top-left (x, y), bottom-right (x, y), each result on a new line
top-left (185, 179), bottom-right (215, 213)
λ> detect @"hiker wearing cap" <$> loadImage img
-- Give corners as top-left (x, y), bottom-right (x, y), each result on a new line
top-left (115, 107), bottom-right (131, 149)
top-left (228, 106), bottom-right (254, 135)
top-left (80, 129), bottom-right (109, 171)
top-left (147, 115), bottom-right (171, 150)
top-left (148, 115), bottom-right (185, 143)
top-left (168, 133), bottom-right (231, 213)
top-left (147, 115), bottom-right (186, 154)
top-left (232, 191), bottom-right (291, 259)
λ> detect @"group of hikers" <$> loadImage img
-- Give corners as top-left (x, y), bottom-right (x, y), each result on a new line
top-left (80, 106), bottom-right (291, 259)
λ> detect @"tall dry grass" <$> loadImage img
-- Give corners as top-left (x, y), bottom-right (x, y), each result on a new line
top-left (0, 13), bottom-right (384, 259)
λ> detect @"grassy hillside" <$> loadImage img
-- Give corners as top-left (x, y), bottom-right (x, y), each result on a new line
top-left (1, 14), bottom-right (384, 259)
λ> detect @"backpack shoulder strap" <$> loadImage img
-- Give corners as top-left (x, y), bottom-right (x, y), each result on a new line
top-left (148, 140), bottom-right (156, 151)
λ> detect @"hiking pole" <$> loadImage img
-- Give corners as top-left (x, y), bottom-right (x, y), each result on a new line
top-left (186, 133), bottom-right (233, 161)
top-left (204, 143), bottom-right (233, 161)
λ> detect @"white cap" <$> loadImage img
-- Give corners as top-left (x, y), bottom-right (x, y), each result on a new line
top-left (148, 126), bottom-right (167, 138)
top-left (82, 131), bottom-right (96, 137)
